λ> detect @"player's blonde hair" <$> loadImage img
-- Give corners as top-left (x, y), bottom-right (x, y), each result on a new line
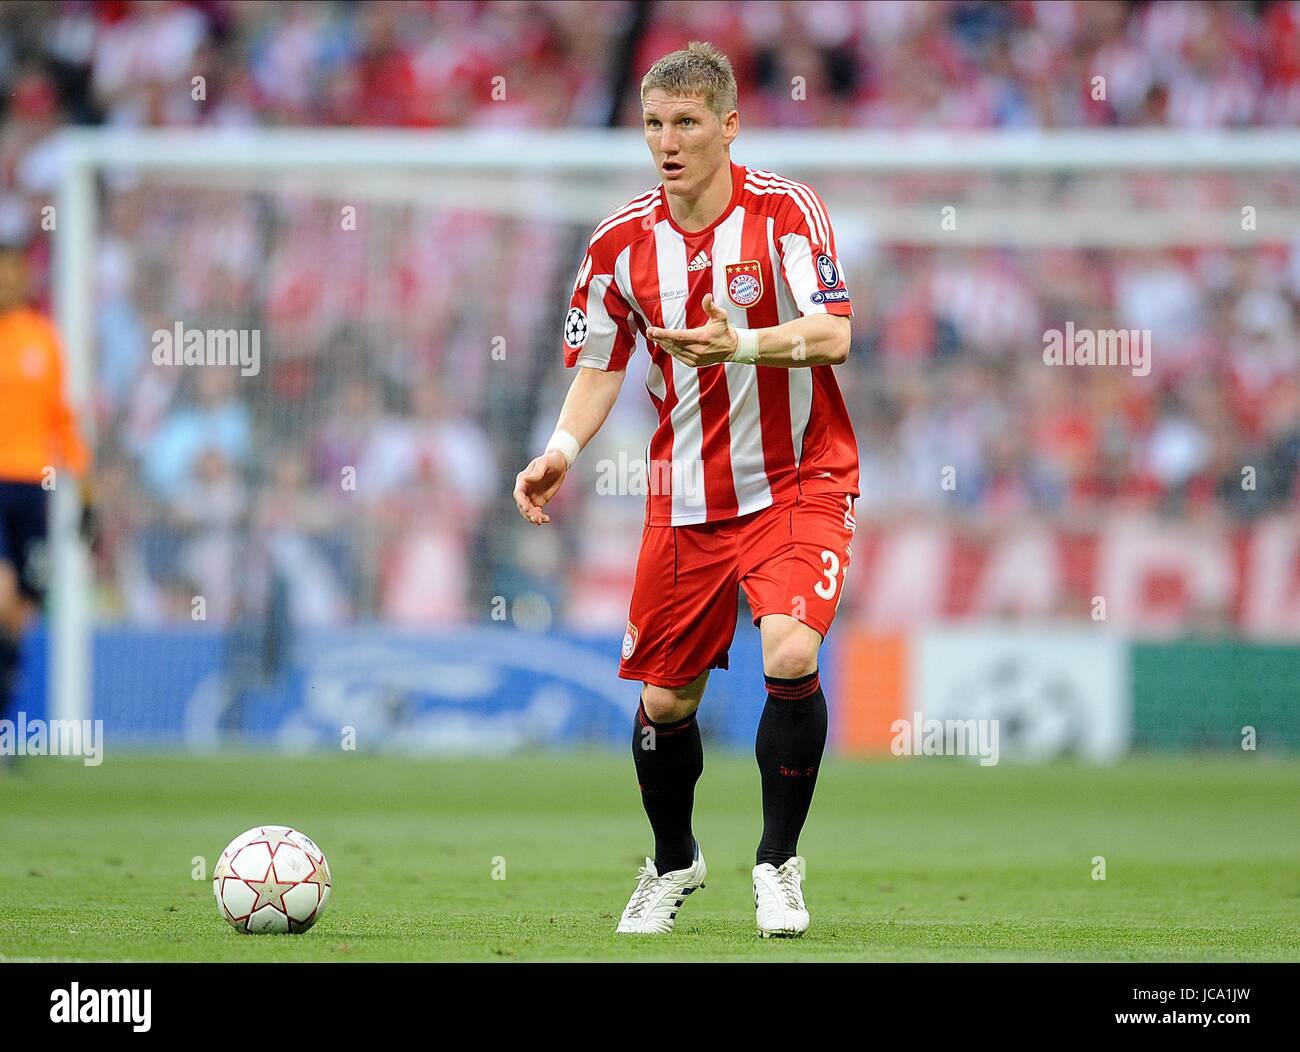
top-left (640, 41), bottom-right (738, 121)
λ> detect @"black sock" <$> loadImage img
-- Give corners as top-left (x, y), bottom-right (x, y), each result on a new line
top-left (755, 669), bottom-right (827, 868)
top-left (0, 630), bottom-right (19, 722)
top-left (631, 697), bottom-right (703, 875)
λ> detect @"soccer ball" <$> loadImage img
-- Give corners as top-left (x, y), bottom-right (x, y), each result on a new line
top-left (213, 825), bottom-right (332, 934)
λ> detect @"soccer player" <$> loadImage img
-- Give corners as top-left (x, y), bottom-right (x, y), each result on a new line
top-left (513, 42), bottom-right (858, 937)
top-left (0, 241), bottom-right (90, 761)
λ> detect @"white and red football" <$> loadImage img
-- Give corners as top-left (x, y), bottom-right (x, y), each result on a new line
top-left (213, 825), bottom-right (332, 934)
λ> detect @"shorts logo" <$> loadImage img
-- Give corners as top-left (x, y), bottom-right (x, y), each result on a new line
top-left (725, 260), bottom-right (763, 308)
top-left (816, 253), bottom-right (840, 288)
top-left (564, 307), bottom-right (588, 349)
top-left (622, 621), bottom-right (639, 661)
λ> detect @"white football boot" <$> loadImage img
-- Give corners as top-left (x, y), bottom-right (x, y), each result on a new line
top-left (753, 856), bottom-right (809, 938)
top-left (615, 845), bottom-right (707, 934)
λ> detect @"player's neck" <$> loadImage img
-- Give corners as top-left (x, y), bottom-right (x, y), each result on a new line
top-left (663, 157), bottom-right (735, 233)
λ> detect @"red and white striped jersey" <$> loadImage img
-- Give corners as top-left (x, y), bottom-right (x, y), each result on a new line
top-left (563, 161), bottom-right (860, 526)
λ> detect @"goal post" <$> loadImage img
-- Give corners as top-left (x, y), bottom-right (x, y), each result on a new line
top-left (51, 143), bottom-right (97, 725)
top-left (50, 126), bottom-right (1300, 732)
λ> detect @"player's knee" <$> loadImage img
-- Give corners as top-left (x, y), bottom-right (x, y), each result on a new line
top-left (0, 564), bottom-right (23, 629)
top-left (764, 631), bottom-right (821, 681)
top-left (641, 683), bottom-right (701, 723)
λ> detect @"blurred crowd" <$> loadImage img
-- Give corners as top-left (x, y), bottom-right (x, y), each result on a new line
top-left (848, 242), bottom-right (1300, 522)
top-left (3, 0), bottom-right (1298, 134)
top-left (0, 1), bottom-right (1296, 629)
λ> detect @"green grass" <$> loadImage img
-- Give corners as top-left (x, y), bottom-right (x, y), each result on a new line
top-left (1, 751), bottom-right (1298, 961)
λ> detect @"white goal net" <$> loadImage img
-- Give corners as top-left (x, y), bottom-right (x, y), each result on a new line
top-left (50, 127), bottom-right (1300, 745)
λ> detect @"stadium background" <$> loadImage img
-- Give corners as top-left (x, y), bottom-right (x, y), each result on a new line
top-left (2, 0), bottom-right (1299, 761)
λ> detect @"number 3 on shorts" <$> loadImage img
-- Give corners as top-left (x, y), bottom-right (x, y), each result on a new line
top-left (814, 549), bottom-right (841, 600)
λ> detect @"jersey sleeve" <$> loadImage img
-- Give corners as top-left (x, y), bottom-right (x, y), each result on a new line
top-left (562, 243), bottom-right (638, 371)
top-left (773, 187), bottom-right (853, 319)
top-left (44, 319), bottom-right (90, 476)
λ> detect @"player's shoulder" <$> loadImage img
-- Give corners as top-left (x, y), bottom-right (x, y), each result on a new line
top-left (739, 166), bottom-right (831, 228)
top-left (7, 306), bottom-right (59, 344)
top-left (585, 183), bottom-right (664, 260)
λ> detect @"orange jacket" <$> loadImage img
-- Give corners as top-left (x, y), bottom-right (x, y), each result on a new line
top-left (0, 307), bottom-right (90, 483)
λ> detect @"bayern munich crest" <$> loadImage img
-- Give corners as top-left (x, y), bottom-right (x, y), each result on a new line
top-left (564, 307), bottom-right (588, 349)
top-left (725, 260), bottom-right (763, 308)
top-left (622, 622), bottom-right (639, 661)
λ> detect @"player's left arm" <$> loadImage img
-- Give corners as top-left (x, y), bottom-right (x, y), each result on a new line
top-left (45, 321), bottom-right (90, 478)
top-left (45, 320), bottom-right (98, 545)
top-left (646, 295), bottom-right (848, 368)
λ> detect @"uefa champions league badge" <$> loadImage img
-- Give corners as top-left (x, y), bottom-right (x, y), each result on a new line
top-left (815, 252), bottom-right (840, 288)
top-left (811, 253), bottom-right (850, 304)
top-left (725, 260), bottom-right (763, 308)
top-left (622, 622), bottom-right (639, 660)
top-left (564, 306), bottom-right (588, 349)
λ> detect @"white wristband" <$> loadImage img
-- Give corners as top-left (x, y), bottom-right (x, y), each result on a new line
top-left (730, 327), bottom-right (759, 364)
top-left (545, 428), bottom-right (581, 468)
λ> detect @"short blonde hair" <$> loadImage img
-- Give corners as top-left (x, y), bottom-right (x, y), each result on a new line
top-left (640, 41), bottom-right (738, 120)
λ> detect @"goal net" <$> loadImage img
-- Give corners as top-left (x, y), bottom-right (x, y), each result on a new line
top-left (48, 127), bottom-right (1300, 754)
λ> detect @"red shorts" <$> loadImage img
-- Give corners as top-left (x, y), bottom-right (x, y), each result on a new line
top-left (619, 491), bottom-right (857, 689)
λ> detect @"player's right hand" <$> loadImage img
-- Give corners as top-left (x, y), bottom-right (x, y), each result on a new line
top-left (513, 449), bottom-right (570, 526)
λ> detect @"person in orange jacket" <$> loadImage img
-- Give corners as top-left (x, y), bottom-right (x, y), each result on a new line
top-left (0, 240), bottom-right (91, 752)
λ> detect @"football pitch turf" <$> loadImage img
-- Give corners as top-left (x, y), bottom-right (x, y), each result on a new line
top-left (1, 751), bottom-right (1297, 962)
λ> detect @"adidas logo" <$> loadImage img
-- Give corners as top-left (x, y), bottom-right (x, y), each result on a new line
top-left (686, 251), bottom-right (711, 271)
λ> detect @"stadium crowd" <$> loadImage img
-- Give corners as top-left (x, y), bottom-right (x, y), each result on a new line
top-left (0, 1), bottom-right (1296, 628)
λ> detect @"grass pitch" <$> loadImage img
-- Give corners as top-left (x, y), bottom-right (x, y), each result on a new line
top-left (1, 751), bottom-right (1297, 962)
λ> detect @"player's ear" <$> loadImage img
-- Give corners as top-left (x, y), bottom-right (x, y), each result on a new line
top-left (721, 109), bottom-right (739, 147)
